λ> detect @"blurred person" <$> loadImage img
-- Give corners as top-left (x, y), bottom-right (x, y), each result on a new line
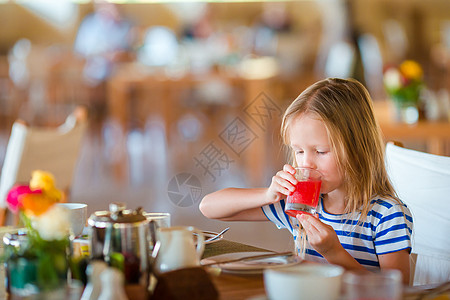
top-left (74, 0), bottom-right (135, 85)
top-left (257, 2), bottom-right (292, 33)
top-left (74, 1), bottom-right (136, 127)
top-left (8, 38), bottom-right (32, 89)
top-left (250, 3), bottom-right (292, 60)
top-left (314, 0), bottom-right (350, 78)
top-left (181, 3), bottom-right (214, 41)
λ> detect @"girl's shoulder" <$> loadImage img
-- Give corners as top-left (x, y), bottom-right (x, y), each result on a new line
top-left (368, 197), bottom-right (413, 232)
top-left (369, 196), bottom-right (412, 218)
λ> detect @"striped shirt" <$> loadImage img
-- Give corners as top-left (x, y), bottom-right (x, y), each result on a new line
top-left (262, 196), bottom-right (413, 271)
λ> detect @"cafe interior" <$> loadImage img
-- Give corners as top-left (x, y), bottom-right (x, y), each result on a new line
top-left (0, 0), bottom-right (449, 299)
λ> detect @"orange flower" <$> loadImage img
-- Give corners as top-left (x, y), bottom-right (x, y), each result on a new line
top-left (21, 193), bottom-right (57, 217)
top-left (399, 60), bottom-right (423, 81)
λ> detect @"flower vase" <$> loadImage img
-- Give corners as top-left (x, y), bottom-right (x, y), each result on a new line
top-left (390, 97), bottom-right (420, 124)
top-left (3, 232), bottom-right (69, 297)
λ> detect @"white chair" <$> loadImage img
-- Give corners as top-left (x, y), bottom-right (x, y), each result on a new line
top-left (385, 142), bottom-right (450, 286)
top-left (0, 106), bottom-right (88, 226)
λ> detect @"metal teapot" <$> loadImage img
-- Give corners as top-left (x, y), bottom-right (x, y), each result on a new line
top-left (87, 203), bottom-right (151, 286)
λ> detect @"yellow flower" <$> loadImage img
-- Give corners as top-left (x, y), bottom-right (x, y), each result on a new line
top-left (30, 170), bottom-right (55, 191)
top-left (29, 170), bottom-right (62, 201)
top-left (399, 60), bottom-right (423, 81)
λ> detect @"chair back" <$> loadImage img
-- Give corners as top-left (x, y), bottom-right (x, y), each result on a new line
top-left (385, 142), bottom-right (450, 285)
top-left (0, 106), bottom-right (88, 213)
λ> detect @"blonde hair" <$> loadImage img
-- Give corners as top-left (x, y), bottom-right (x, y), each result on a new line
top-left (281, 78), bottom-right (399, 221)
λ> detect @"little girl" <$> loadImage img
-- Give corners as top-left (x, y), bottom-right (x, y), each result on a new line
top-left (199, 78), bottom-right (413, 283)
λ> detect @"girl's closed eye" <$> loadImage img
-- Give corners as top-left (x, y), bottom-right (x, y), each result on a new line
top-left (294, 149), bottom-right (328, 155)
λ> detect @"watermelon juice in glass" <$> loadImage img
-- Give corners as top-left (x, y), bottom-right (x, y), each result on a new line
top-left (285, 167), bottom-right (322, 218)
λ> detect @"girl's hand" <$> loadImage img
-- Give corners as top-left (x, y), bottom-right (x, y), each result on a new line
top-left (266, 164), bottom-right (297, 204)
top-left (297, 213), bottom-right (343, 257)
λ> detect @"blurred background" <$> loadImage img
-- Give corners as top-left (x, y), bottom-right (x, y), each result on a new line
top-left (0, 0), bottom-right (449, 251)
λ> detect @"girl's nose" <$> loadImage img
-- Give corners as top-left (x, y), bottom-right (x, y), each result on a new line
top-left (299, 153), bottom-right (316, 169)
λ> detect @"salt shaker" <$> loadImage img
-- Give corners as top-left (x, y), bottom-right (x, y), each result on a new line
top-left (98, 267), bottom-right (128, 300)
top-left (80, 260), bottom-right (108, 300)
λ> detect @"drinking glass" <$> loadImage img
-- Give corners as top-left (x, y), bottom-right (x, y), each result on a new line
top-left (145, 212), bottom-right (171, 251)
top-left (144, 212), bottom-right (171, 228)
top-left (342, 269), bottom-right (403, 300)
top-left (285, 167), bottom-right (322, 217)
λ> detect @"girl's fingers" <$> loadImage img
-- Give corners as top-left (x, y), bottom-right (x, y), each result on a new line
top-left (269, 166), bottom-right (298, 198)
top-left (276, 169), bottom-right (297, 186)
top-left (273, 175), bottom-right (295, 194)
top-left (301, 214), bottom-right (326, 231)
top-left (268, 178), bottom-right (292, 198)
top-left (283, 164), bottom-right (296, 175)
top-left (272, 181), bottom-right (293, 196)
top-left (283, 165), bottom-right (298, 184)
top-left (297, 214), bottom-right (320, 235)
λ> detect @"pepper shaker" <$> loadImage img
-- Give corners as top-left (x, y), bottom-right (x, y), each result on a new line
top-left (98, 267), bottom-right (128, 300)
top-left (80, 260), bottom-right (108, 300)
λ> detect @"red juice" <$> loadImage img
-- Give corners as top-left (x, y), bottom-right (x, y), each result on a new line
top-left (285, 180), bottom-right (322, 217)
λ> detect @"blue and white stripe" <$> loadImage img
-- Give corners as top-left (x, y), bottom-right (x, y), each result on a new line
top-left (262, 196), bottom-right (413, 271)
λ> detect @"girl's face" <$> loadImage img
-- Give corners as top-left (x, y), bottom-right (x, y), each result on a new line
top-left (288, 113), bottom-right (344, 195)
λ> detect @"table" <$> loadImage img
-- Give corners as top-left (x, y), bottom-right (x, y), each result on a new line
top-left (202, 239), bottom-right (269, 300)
top-left (210, 273), bottom-right (265, 300)
top-left (373, 100), bottom-right (450, 156)
top-left (1, 233), bottom-right (448, 300)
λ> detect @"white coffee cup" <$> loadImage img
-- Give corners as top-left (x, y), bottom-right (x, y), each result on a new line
top-left (57, 203), bottom-right (88, 237)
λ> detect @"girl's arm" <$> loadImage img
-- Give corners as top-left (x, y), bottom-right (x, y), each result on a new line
top-left (378, 250), bottom-right (410, 285)
top-left (200, 164), bottom-right (299, 221)
top-left (199, 188), bottom-right (271, 221)
top-left (326, 247), bottom-right (410, 285)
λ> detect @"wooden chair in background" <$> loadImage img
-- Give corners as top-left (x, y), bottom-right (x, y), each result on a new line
top-left (385, 141), bottom-right (450, 286)
top-left (0, 106), bottom-right (88, 226)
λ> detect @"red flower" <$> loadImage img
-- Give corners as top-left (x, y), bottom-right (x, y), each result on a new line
top-left (6, 185), bottom-right (42, 214)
